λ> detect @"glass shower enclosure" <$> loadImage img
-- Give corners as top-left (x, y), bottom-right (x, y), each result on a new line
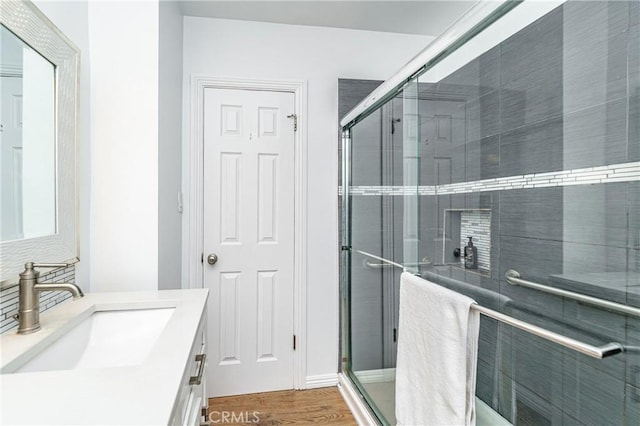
top-left (340, 1), bottom-right (640, 425)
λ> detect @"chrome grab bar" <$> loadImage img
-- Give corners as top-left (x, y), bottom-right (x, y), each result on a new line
top-left (505, 270), bottom-right (640, 318)
top-left (472, 305), bottom-right (623, 359)
top-left (356, 250), bottom-right (406, 271)
top-left (351, 250), bottom-right (628, 359)
top-left (364, 256), bottom-right (433, 269)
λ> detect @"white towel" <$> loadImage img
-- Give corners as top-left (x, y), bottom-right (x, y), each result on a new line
top-left (395, 272), bottom-right (480, 426)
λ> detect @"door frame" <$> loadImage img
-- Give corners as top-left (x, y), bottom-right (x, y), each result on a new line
top-left (183, 75), bottom-right (309, 389)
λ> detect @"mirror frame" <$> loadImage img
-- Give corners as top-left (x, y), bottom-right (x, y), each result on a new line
top-left (0, 0), bottom-right (79, 287)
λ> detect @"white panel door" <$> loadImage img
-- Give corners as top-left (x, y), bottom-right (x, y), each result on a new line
top-left (203, 88), bottom-right (295, 396)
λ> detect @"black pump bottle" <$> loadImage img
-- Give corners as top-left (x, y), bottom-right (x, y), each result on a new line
top-left (464, 236), bottom-right (478, 269)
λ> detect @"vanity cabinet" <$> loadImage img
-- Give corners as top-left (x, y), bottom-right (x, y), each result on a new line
top-left (0, 289), bottom-right (210, 425)
top-left (171, 309), bottom-right (208, 426)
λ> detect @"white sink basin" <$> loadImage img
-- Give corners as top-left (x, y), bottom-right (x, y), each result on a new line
top-left (14, 308), bottom-right (175, 373)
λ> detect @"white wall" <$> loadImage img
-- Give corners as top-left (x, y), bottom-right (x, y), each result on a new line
top-left (32, 1), bottom-right (176, 293)
top-left (33, 0), bottom-right (91, 290)
top-left (88, 1), bottom-right (159, 292)
top-left (183, 17), bottom-right (433, 380)
top-left (158, 1), bottom-right (184, 290)
top-left (35, 1), bottom-right (165, 292)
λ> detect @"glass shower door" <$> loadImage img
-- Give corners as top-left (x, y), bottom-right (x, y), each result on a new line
top-left (343, 78), bottom-right (420, 424)
top-left (342, 2), bottom-right (638, 425)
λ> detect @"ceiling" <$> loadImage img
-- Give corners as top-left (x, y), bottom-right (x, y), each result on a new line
top-left (178, 1), bottom-right (478, 37)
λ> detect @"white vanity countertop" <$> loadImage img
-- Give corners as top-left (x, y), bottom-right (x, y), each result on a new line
top-left (0, 288), bottom-right (208, 425)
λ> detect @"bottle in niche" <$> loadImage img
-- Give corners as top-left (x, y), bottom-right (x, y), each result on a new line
top-left (464, 236), bottom-right (478, 269)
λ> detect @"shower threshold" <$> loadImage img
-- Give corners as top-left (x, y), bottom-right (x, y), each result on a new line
top-left (338, 372), bottom-right (512, 425)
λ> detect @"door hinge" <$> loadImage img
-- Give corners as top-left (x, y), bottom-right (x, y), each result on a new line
top-left (293, 334), bottom-right (296, 350)
top-left (201, 407), bottom-right (210, 426)
top-left (287, 114), bottom-right (298, 132)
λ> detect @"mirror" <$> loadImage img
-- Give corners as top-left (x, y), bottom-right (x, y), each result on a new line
top-left (1, 24), bottom-right (57, 242)
top-left (0, 0), bottom-right (79, 287)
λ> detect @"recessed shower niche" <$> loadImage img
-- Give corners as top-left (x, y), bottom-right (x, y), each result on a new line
top-left (442, 209), bottom-right (491, 275)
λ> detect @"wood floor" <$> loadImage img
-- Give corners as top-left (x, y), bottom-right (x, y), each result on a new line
top-left (208, 387), bottom-right (357, 425)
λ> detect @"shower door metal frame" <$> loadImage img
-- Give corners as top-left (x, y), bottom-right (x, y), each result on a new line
top-left (340, 128), bottom-right (352, 375)
top-left (381, 99), bottom-right (402, 368)
top-left (340, 126), bottom-right (393, 426)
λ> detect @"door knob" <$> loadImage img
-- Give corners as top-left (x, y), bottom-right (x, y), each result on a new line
top-left (207, 254), bottom-right (218, 265)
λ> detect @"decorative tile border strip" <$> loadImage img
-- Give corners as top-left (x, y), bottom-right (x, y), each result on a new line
top-left (344, 185), bottom-right (431, 196)
top-left (339, 161), bottom-right (640, 196)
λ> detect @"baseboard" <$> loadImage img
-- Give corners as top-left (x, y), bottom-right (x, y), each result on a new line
top-left (305, 373), bottom-right (339, 389)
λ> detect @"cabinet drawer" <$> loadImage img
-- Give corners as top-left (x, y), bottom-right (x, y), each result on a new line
top-left (172, 312), bottom-right (207, 426)
top-left (183, 388), bottom-right (203, 426)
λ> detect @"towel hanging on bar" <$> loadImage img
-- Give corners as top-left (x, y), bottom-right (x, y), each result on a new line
top-left (396, 272), bottom-right (480, 426)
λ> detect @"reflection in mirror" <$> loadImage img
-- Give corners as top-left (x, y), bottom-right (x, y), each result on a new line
top-left (1, 0), bottom-right (79, 287)
top-left (1, 24), bottom-right (56, 242)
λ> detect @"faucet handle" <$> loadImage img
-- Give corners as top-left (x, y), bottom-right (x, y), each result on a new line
top-left (21, 262), bottom-right (71, 277)
top-left (21, 262), bottom-right (71, 280)
top-left (28, 262), bottom-right (71, 269)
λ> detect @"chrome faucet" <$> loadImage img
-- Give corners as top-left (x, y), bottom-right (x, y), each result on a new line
top-left (16, 262), bottom-right (84, 334)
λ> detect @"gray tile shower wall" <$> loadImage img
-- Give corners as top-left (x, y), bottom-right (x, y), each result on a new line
top-left (562, 99), bottom-right (628, 169)
top-left (0, 264), bottom-right (76, 334)
top-left (338, 79), bottom-right (382, 188)
top-left (630, 182), bottom-right (640, 274)
top-left (498, 117), bottom-right (564, 177)
top-left (499, 10), bottom-right (563, 133)
top-left (436, 45), bottom-right (500, 101)
top-left (414, 2), bottom-right (639, 425)
top-left (629, 12), bottom-right (640, 163)
top-left (500, 188), bottom-right (563, 242)
top-left (561, 1), bottom-right (629, 115)
top-left (337, 78), bottom-right (382, 245)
